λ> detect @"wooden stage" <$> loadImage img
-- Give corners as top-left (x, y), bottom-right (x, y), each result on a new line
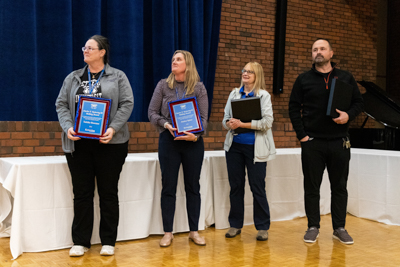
top-left (1, 214), bottom-right (399, 267)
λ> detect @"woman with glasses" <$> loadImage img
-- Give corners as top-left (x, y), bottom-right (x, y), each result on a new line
top-left (56, 35), bottom-right (133, 257)
top-left (148, 50), bottom-right (208, 247)
top-left (222, 62), bottom-right (276, 241)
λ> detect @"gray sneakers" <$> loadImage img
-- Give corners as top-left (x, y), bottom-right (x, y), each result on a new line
top-left (256, 230), bottom-right (268, 241)
top-left (304, 227), bottom-right (319, 243)
top-left (333, 227), bottom-right (354, 244)
top-left (303, 226), bottom-right (354, 244)
top-left (225, 227), bottom-right (241, 238)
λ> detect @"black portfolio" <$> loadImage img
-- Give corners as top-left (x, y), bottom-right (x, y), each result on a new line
top-left (231, 97), bottom-right (262, 134)
top-left (326, 78), bottom-right (353, 118)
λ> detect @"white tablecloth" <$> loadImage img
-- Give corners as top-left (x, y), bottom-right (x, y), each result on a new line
top-left (1, 148), bottom-right (400, 259)
top-left (208, 149), bottom-right (331, 229)
top-left (0, 153), bottom-right (212, 259)
top-left (347, 149), bottom-right (400, 225)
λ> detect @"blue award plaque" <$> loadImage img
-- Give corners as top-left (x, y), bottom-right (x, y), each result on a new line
top-left (74, 96), bottom-right (112, 139)
top-left (168, 97), bottom-right (203, 137)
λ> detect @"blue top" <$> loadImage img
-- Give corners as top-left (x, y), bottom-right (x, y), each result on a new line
top-left (233, 86), bottom-right (256, 145)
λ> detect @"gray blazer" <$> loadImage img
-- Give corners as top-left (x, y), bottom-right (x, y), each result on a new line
top-left (55, 64), bottom-right (134, 153)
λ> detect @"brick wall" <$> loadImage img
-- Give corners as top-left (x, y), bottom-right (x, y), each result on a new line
top-left (0, 122), bottom-right (62, 156)
top-left (211, 0), bottom-right (377, 149)
top-left (0, 0), bottom-right (385, 157)
top-left (0, 121), bottom-right (227, 157)
top-left (387, 0), bottom-right (400, 101)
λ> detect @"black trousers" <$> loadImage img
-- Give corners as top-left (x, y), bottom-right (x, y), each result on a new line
top-left (158, 130), bottom-right (204, 232)
top-left (301, 138), bottom-right (350, 229)
top-left (225, 142), bottom-right (270, 230)
top-left (65, 139), bottom-right (128, 247)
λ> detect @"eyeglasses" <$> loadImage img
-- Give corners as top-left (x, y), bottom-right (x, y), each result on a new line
top-left (82, 46), bottom-right (99, 52)
top-left (242, 69), bottom-right (255, 74)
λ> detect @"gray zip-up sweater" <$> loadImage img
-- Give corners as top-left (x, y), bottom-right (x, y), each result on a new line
top-left (55, 64), bottom-right (134, 153)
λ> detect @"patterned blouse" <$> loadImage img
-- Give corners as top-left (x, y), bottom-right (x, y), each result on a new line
top-left (148, 79), bottom-right (208, 134)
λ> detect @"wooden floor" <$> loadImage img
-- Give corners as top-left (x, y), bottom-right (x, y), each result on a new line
top-left (1, 214), bottom-right (400, 267)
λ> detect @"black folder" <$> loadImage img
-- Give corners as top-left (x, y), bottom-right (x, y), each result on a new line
top-left (326, 78), bottom-right (353, 118)
top-left (231, 97), bottom-right (262, 134)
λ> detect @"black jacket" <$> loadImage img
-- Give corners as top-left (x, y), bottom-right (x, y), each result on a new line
top-left (289, 62), bottom-right (364, 140)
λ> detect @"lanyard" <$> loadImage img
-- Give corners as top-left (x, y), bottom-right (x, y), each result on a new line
top-left (87, 68), bottom-right (105, 94)
top-left (324, 71), bottom-right (333, 90)
top-left (175, 87), bottom-right (186, 100)
top-left (323, 65), bottom-right (336, 90)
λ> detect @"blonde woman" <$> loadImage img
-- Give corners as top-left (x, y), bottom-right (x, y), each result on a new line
top-left (222, 62), bottom-right (276, 241)
top-left (148, 50), bottom-right (208, 247)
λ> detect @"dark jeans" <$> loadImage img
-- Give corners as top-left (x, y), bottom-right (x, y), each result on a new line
top-left (65, 139), bottom-right (128, 247)
top-left (301, 138), bottom-right (350, 229)
top-left (158, 130), bottom-right (204, 232)
top-left (225, 142), bottom-right (270, 230)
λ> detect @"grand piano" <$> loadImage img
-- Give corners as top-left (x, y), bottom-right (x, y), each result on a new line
top-left (349, 81), bottom-right (400, 150)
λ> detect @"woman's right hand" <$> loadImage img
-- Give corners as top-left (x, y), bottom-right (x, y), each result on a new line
top-left (67, 127), bottom-right (81, 141)
top-left (165, 123), bottom-right (177, 137)
top-left (227, 118), bottom-right (241, 130)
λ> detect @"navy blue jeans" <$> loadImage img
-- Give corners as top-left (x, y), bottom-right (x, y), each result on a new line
top-left (225, 142), bottom-right (270, 230)
top-left (158, 130), bottom-right (204, 232)
top-left (66, 139), bottom-right (128, 247)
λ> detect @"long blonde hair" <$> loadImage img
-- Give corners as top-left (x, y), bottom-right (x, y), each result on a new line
top-left (239, 62), bottom-right (266, 95)
top-left (166, 50), bottom-right (200, 95)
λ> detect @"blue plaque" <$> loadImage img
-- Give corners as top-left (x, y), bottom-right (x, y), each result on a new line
top-left (74, 96), bottom-right (112, 139)
top-left (168, 97), bottom-right (204, 137)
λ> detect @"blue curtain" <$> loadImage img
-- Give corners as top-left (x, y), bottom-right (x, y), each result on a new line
top-left (0, 0), bottom-right (221, 122)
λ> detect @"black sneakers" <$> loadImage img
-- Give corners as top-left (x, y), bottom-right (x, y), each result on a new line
top-left (303, 226), bottom-right (354, 244)
top-left (333, 227), bottom-right (354, 244)
top-left (304, 227), bottom-right (319, 243)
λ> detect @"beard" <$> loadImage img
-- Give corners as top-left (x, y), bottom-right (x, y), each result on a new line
top-left (313, 55), bottom-right (330, 66)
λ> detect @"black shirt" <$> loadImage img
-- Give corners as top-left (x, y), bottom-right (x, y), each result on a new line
top-left (75, 69), bottom-right (103, 104)
top-left (288, 63), bottom-right (364, 140)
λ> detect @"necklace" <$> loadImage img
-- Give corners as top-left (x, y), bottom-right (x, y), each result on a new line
top-left (175, 87), bottom-right (187, 100)
top-left (87, 68), bottom-right (105, 94)
top-left (92, 72), bottom-right (97, 79)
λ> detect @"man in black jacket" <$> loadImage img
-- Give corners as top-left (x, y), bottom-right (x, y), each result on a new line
top-left (289, 38), bottom-right (363, 244)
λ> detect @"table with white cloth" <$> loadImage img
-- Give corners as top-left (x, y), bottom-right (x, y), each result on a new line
top-left (1, 148), bottom-right (400, 259)
top-left (0, 153), bottom-right (213, 259)
top-left (209, 149), bottom-right (331, 229)
top-left (210, 148), bottom-right (400, 228)
top-left (346, 149), bottom-right (400, 225)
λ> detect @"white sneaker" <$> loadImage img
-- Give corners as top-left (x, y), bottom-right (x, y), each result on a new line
top-left (69, 245), bottom-right (89, 257)
top-left (100, 245), bottom-right (115, 256)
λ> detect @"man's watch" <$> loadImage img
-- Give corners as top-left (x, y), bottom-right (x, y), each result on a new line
top-left (193, 135), bottom-right (198, 142)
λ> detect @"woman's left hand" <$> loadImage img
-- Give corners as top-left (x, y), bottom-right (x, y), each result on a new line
top-left (99, 127), bottom-right (115, 144)
top-left (174, 131), bottom-right (197, 141)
